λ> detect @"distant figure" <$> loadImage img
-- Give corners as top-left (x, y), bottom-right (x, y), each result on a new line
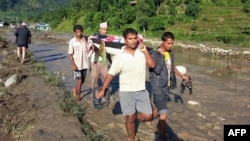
top-left (14, 22), bottom-right (31, 64)
top-left (68, 25), bottom-right (89, 102)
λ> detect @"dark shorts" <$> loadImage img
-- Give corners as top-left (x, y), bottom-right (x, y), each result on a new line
top-left (74, 69), bottom-right (87, 81)
top-left (17, 44), bottom-right (28, 48)
top-left (153, 94), bottom-right (168, 114)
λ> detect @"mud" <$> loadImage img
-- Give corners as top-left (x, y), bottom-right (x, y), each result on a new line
top-left (1, 30), bottom-right (250, 141)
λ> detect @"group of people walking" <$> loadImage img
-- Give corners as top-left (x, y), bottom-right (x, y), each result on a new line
top-left (67, 22), bottom-right (190, 141)
top-left (13, 21), bottom-right (191, 140)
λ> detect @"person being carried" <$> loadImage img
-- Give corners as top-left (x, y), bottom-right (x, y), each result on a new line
top-left (68, 25), bottom-right (89, 102)
top-left (96, 28), bottom-right (158, 141)
top-left (14, 22), bottom-right (31, 64)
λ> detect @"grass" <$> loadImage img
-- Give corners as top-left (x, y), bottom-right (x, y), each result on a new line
top-left (32, 61), bottom-right (61, 86)
top-left (59, 89), bottom-right (104, 140)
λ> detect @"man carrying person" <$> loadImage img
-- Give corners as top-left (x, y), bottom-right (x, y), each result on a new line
top-left (96, 28), bottom-right (158, 141)
top-left (88, 22), bottom-right (114, 109)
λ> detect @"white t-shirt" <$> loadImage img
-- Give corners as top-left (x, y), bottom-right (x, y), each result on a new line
top-left (68, 37), bottom-right (89, 70)
top-left (108, 47), bottom-right (146, 91)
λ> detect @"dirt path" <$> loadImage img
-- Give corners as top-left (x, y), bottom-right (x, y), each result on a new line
top-left (2, 31), bottom-right (250, 141)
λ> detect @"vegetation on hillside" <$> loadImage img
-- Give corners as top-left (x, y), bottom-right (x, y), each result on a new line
top-left (0, 0), bottom-right (71, 23)
top-left (1, 0), bottom-right (250, 47)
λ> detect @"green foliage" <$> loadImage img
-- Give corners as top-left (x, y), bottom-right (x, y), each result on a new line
top-left (243, 0), bottom-right (250, 13)
top-left (185, 1), bottom-right (201, 19)
top-left (169, 5), bottom-right (178, 16)
top-left (136, 15), bottom-right (150, 31)
top-left (243, 24), bottom-right (250, 35)
top-left (149, 16), bottom-right (166, 31)
top-left (2, 0), bottom-right (250, 47)
top-left (191, 23), bottom-right (198, 31)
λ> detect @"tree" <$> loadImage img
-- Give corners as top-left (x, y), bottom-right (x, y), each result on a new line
top-left (169, 5), bottom-right (177, 16)
top-left (149, 16), bottom-right (166, 31)
top-left (243, 0), bottom-right (250, 13)
top-left (185, 1), bottom-right (201, 19)
top-left (136, 15), bottom-right (149, 33)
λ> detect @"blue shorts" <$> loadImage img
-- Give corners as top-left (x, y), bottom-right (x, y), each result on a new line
top-left (74, 69), bottom-right (87, 81)
top-left (119, 90), bottom-right (152, 116)
top-left (153, 94), bottom-right (168, 114)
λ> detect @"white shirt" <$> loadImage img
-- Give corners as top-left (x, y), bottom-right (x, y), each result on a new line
top-left (68, 37), bottom-right (89, 70)
top-left (108, 47), bottom-right (146, 91)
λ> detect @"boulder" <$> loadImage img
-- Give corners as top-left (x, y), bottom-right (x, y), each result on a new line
top-left (4, 74), bottom-right (18, 87)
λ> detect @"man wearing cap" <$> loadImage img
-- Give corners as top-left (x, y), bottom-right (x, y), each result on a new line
top-left (88, 22), bottom-right (111, 94)
top-left (14, 22), bottom-right (31, 63)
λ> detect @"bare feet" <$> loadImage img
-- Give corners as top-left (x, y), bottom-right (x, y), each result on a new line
top-left (72, 88), bottom-right (80, 102)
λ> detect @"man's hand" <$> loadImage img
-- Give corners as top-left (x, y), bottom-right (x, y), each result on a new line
top-left (138, 42), bottom-right (147, 52)
top-left (96, 88), bottom-right (105, 99)
top-left (182, 75), bottom-right (190, 82)
top-left (71, 64), bottom-right (77, 70)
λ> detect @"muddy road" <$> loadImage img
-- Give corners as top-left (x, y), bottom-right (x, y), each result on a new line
top-left (2, 31), bottom-right (250, 141)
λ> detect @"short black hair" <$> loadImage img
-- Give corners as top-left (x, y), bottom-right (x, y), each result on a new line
top-left (122, 28), bottom-right (138, 39)
top-left (161, 32), bottom-right (175, 41)
top-left (73, 25), bottom-right (83, 32)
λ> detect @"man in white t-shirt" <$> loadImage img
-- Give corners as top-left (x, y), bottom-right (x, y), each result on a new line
top-left (68, 25), bottom-right (89, 102)
top-left (96, 28), bottom-right (158, 141)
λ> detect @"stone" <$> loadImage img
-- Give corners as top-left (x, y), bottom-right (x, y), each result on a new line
top-left (188, 100), bottom-right (200, 106)
top-left (4, 74), bottom-right (18, 87)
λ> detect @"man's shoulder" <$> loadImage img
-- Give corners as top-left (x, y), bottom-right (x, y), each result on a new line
top-left (69, 37), bottom-right (76, 43)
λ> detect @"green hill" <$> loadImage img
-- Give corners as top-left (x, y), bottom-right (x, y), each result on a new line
top-left (1, 0), bottom-right (249, 48)
top-left (0, 0), bottom-right (71, 23)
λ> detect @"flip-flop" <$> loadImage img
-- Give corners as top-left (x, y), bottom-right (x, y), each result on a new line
top-left (101, 87), bottom-right (111, 107)
top-left (92, 88), bottom-right (102, 110)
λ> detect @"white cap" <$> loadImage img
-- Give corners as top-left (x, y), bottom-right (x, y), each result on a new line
top-left (22, 22), bottom-right (26, 26)
top-left (100, 22), bottom-right (108, 28)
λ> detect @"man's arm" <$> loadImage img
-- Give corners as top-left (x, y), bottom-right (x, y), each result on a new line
top-left (151, 51), bottom-right (164, 75)
top-left (96, 74), bottom-right (114, 98)
top-left (68, 54), bottom-right (77, 70)
top-left (105, 47), bottom-right (121, 56)
top-left (138, 43), bottom-right (155, 68)
top-left (174, 67), bottom-right (189, 81)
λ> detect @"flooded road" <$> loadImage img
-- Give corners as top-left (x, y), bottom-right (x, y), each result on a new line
top-left (4, 31), bottom-right (250, 141)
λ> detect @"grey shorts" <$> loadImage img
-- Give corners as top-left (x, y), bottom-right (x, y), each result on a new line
top-left (74, 69), bottom-right (87, 81)
top-left (119, 90), bottom-right (152, 116)
top-left (153, 94), bottom-right (168, 114)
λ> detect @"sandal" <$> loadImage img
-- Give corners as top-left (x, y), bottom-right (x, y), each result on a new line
top-left (101, 87), bottom-right (111, 107)
top-left (92, 88), bottom-right (102, 110)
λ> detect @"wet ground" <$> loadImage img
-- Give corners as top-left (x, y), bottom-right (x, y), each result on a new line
top-left (2, 30), bottom-right (250, 141)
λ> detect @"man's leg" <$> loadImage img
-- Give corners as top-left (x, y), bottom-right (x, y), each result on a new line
top-left (158, 114), bottom-right (167, 140)
top-left (16, 47), bottom-right (21, 60)
top-left (74, 79), bottom-right (83, 102)
top-left (153, 94), bottom-right (168, 140)
top-left (90, 63), bottom-right (99, 90)
top-left (99, 63), bottom-right (108, 84)
top-left (125, 114), bottom-right (136, 141)
top-left (21, 47), bottom-right (26, 63)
